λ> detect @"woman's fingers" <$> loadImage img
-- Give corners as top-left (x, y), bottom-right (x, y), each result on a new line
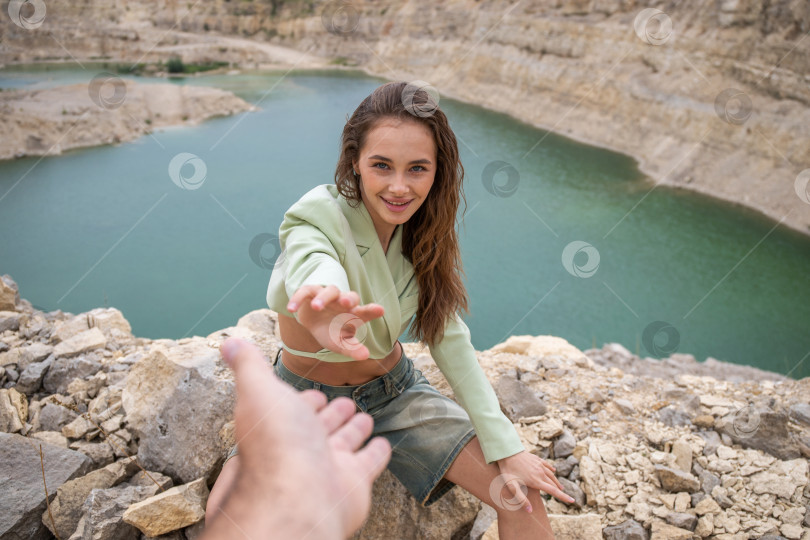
top-left (504, 477), bottom-right (531, 513)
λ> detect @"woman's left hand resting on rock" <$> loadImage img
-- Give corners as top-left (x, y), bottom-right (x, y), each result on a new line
top-left (496, 450), bottom-right (575, 512)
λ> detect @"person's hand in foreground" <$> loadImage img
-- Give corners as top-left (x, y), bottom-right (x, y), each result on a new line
top-left (288, 284), bottom-right (386, 361)
top-left (201, 337), bottom-right (393, 540)
top-left (496, 450), bottom-right (576, 513)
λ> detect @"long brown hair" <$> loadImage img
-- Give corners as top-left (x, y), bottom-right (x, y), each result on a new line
top-left (334, 81), bottom-right (468, 348)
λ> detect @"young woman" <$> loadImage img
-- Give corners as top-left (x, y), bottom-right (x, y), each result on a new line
top-left (207, 81), bottom-right (573, 539)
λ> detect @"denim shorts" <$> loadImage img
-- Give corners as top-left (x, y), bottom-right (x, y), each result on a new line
top-left (224, 346), bottom-right (476, 507)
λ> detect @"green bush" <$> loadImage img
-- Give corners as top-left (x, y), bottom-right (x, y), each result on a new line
top-left (166, 57), bottom-right (185, 73)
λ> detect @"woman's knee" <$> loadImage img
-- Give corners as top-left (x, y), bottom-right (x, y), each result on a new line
top-left (205, 455), bottom-right (240, 526)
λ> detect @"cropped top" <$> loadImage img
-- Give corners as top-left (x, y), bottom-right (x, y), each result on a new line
top-left (265, 183), bottom-right (525, 464)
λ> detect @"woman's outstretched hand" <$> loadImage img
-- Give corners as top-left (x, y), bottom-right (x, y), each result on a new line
top-left (287, 284), bottom-right (385, 361)
top-left (496, 450), bottom-right (575, 512)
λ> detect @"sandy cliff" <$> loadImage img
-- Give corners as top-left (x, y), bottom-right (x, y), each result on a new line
top-left (2, 0), bottom-right (808, 236)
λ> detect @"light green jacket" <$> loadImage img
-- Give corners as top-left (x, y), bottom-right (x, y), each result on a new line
top-left (266, 183), bottom-right (525, 464)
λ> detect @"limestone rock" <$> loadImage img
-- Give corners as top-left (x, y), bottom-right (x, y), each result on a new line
top-left (16, 355), bottom-right (53, 394)
top-left (553, 430), bottom-right (577, 458)
top-left (53, 328), bottom-right (107, 358)
top-left (122, 341), bottom-right (235, 483)
top-left (349, 469), bottom-right (479, 540)
top-left (0, 274), bottom-right (21, 311)
top-left (42, 458), bottom-right (139, 539)
top-left (0, 432), bottom-right (92, 540)
top-left (493, 375), bottom-right (547, 422)
top-left (603, 518), bottom-right (649, 540)
top-left (0, 388), bottom-right (24, 432)
top-left (0, 310), bottom-right (22, 333)
top-left (655, 465), bottom-right (700, 493)
top-left (122, 478), bottom-right (208, 536)
top-left (650, 520), bottom-right (693, 539)
top-left (68, 470), bottom-right (172, 540)
top-left (43, 356), bottom-right (103, 395)
top-left (716, 406), bottom-right (801, 460)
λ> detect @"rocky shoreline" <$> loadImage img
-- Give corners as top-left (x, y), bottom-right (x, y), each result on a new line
top-left (0, 80), bottom-right (255, 160)
top-left (0, 272), bottom-right (807, 539)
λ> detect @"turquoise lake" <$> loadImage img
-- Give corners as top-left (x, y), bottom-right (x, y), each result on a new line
top-left (1, 65), bottom-right (808, 378)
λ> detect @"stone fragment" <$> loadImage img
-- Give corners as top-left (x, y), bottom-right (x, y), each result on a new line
top-left (553, 430), bottom-right (576, 458)
top-left (716, 406), bottom-right (800, 460)
top-left (649, 520), bottom-right (693, 539)
top-left (614, 398), bottom-right (636, 414)
top-left (671, 438), bottom-right (692, 473)
top-left (0, 274), bottom-right (20, 311)
top-left (62, 415), bottom-right (94, 440)
top-left (0, 388), bottom-right (24, 432)
top-left (38, 400), bottom-right (79, 432)
top-left (655, 465), bottom-right (700, 493)
top-left (42, 458), bottom-right (139, 539)
top-left (494, 375), bottom-right (547, 422)
top-left (0, 432), bottom-right (92, 539)
top-left (122, 478), bottom-right (209, 536)
top-left (30, 430), bottom-right (68, 448)
top-left (0, 310), bottom-right (22, 333)
top-left (43, 356), bottom-right (103, 395)
top-left (70, 440), bottom-right (115, 468)
top-left (665, 511), bottom-right (697, 531)
top-left (16, 356), bottom-right (53, 394)
top-left (694, 496), bottom-right (721, 515)
top-left (68, 470), bottom-right (172, 540)
top-left (603, 518), bottom-right (648, 540)
top-left (789, 403), bottom-right (810, 426)
top-left (53, 328), bottom-right (107, 358)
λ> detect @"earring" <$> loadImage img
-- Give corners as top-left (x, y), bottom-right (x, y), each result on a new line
top-left (353, 169), bottom-right (359, 177)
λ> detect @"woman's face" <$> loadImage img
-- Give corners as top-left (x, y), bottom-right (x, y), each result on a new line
top-left (353, 117), bottom-right (437, 238)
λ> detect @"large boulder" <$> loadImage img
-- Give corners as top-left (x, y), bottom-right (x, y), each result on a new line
top-left (122, 340), bottom-right (235, 483)
top-left (715, 406), bottom-right (801, 460)
top-left (51, 307), bottom-right (134, 345)
top-left (0, 432), bottom-right (93, 540)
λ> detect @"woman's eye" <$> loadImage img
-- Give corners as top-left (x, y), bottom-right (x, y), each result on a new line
top-left (373, 162), bottom-right (388, 169)
top-left (412, 166), bottom-right (426, 172)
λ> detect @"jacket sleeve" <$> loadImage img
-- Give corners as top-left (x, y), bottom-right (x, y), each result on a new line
top-left (427, 312), bottom-right (526, 464)
top-left (278, 215), bottom-right (351, 316)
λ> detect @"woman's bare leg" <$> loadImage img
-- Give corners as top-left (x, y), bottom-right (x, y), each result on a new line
top-left (443, 436), bottom-right (556, 540)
